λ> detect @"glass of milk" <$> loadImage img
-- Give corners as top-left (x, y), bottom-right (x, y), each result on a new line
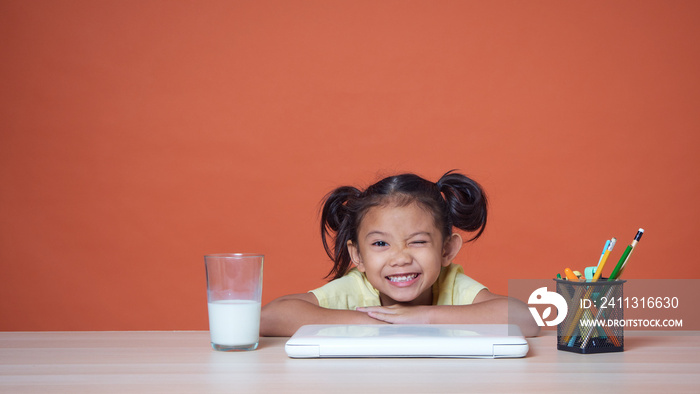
top-left (205, 254), bottom-right (263, 351)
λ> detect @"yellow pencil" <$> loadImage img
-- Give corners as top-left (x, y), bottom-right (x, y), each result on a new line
top-left (592, 238), bottom-right (616, 282)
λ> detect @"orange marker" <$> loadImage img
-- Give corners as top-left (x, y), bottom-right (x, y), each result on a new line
top-left (564, 268), bottom-right (579, 281)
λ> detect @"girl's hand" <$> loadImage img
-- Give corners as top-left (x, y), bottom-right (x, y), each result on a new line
top-left (356, 305), bottom-right (432, 324)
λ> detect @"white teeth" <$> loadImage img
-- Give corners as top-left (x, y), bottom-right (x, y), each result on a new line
top-left (387, 274), bottom-right (418, 282)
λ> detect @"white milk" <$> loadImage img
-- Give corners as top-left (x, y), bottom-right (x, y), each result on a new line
top-left (207, 300), bottom-right (261, 346)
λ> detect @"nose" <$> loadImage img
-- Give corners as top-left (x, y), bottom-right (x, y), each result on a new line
top-left (389, 248), bottom-right (412, 267)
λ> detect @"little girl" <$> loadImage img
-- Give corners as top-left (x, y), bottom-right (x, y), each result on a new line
top-left (260, 171), bottom-right (538, 337)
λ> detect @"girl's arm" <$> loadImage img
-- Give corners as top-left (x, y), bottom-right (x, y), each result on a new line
top-left (260, 292), bottom-right (385, 337)
top-left (357, 289), bottom-right (540, 337)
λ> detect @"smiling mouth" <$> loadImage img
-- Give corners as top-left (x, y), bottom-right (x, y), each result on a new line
top-left (386, 273), bottom-right (419, 283)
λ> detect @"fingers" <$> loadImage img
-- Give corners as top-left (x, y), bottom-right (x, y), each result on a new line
top-left (356, 306), bottom-right (395, 314)
top-left (366, 311), bottom-right (399, 323)
top-left (356, 306), bottom-right (403, 323)
top-left (356, 305), bottom-right (430, 324)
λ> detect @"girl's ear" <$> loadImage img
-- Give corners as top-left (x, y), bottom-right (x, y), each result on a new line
top-left (441, 233), bottom-right (463, 267)
top-left (347, 240), bottom-right (365, 272)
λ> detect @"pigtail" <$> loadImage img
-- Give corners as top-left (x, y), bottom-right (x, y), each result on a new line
top-left (437, 170), bottom-right (488, 242)
top-left (320, 186), bottom-right (361, 279)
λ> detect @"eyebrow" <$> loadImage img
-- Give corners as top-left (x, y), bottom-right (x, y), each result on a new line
top-left (364, 231), bottom-right (432, 240)
top-left (364, 231), bottom-right (387, 239)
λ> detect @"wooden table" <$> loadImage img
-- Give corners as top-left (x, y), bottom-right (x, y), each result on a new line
top-left (2, 330), bottom-right (699, 393)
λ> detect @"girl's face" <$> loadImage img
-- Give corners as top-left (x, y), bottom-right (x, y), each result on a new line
top-left (347, 202), bottom-right (462, 306)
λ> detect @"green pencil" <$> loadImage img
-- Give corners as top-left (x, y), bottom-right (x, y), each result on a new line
top-left (608, 245), bottom-right (631, 281)
top-left (608, 228), bottom-right (644, 281)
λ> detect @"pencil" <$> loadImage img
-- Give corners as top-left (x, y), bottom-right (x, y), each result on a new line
top-left (592, 238), bottom-right (616, 282)
top-left (608, 229), bottom-right (644, 281)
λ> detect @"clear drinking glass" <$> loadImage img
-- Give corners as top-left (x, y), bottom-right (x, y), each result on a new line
top-left (205, 253), bottom-right (263, 351)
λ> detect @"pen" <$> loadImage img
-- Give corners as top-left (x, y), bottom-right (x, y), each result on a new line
top-left (585, 239), bottom-right (611, 282)
top-left (597, 240), bottom-right (611, 266)
top-left (608, 229), bottom-right (644, 281)
top-left (592, 238), bottom-right (616, 282)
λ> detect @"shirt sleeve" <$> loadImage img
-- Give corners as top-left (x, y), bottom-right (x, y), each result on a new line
top-left (434, 264), bottom-right (487, 305)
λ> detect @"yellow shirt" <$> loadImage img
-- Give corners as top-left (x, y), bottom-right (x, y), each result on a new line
top-left (310, 263), bottom-right (486, 309)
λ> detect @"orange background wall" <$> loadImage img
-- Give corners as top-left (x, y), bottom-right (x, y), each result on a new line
top-left (2, 0), bottom-right (699, 331)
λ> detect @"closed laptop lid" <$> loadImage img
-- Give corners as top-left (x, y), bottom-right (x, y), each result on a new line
top-left (285, 324), bottom-right (528, 358)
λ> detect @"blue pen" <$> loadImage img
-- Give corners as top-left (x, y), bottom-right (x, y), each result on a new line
top-left (586, 239), bottom-right (610, 281)
top-left (597, 240), bottom-right (611, 267)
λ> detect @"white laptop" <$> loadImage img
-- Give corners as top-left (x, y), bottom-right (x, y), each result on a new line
top-left (285, 324), bottom-right (528, 358)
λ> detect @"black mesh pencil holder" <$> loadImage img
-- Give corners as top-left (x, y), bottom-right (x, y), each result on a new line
top-left (555, 279), bottom-right (625, 354)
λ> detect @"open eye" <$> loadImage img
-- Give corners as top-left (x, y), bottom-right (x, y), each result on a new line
top-left (372, 241), bottom-right (388, 247)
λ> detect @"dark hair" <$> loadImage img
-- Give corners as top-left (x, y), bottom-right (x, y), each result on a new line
top-left (320, 170), bottom-right (487, 280)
